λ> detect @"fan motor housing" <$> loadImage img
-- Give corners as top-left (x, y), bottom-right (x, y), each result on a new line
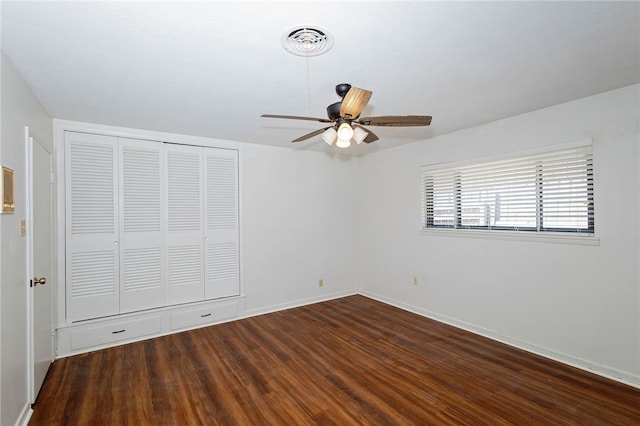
top-left (326, 102), bottom-right (342, 121)
top-left (335, 83), bottom-right (351, 98)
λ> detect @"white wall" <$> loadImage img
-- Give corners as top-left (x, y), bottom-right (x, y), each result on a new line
top-left (357, 84), bottom-right (640, 386)
top-left (0, 53), bottom-right (53, 426)
top-left (242, 146), bottom-right (359, 315)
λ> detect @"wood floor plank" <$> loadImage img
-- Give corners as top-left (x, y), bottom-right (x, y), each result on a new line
top-left (30, 295), bottom-right (640, 425)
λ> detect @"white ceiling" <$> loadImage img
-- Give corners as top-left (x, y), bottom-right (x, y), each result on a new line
top-left (2, 1), bottom-right (639, 155)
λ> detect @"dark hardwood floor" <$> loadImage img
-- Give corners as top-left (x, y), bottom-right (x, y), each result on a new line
top-left (30, 295), bottom-right (640, 425)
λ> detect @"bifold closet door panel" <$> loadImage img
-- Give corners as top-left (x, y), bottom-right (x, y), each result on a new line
top-left (118, 138), bottom-right (166, 313)
top-left (204, 148), bottom-right (240, 300)
top-left (165, 144), bottom-right (205, 305)
top-left (65, 132), bottom-right (119, 321)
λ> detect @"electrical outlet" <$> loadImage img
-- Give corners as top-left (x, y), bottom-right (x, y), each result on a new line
top-left (319, 279), bottom-right (324, 287)
top-left (412, 276), bottom-right (418, 285)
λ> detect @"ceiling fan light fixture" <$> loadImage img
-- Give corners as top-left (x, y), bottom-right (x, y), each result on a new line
top-left (337, 123), bottom-right (354, 141)
top-left (321, 127), bottom-right (337, 145)
top-left (352, 126), bottom-right (368, 144)
top-left (336, 138), bottom-right (351, 149)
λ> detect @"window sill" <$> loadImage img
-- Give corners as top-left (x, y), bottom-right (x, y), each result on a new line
top-left (420, 228), bottom-right (600, 246)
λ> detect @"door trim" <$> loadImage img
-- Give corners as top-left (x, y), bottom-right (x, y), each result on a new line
top-left (26, 126), bottom-right (35, 402)
top-left (26, 126), bottom-right (55, 403)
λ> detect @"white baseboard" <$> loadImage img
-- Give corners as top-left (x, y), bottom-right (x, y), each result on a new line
top-left (243, 290), bottom-right (357, 319)
top-left (15, 402), bottom-right (32, 426)
top-left (360, 290), bottom-right (640, 389)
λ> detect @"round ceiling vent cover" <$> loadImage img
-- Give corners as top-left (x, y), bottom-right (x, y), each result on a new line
top-left (281, 26), bottom-right (334, 57)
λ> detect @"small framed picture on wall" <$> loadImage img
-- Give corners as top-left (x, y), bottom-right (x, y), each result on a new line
top-left (2, 166), bottom-right (15, 213)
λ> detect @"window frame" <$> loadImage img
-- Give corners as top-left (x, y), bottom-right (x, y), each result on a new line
top-left (420, 140), bottom-right (598, 245)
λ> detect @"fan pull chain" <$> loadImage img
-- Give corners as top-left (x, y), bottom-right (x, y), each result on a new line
top-left (305, 50), bottom-right (311, 115)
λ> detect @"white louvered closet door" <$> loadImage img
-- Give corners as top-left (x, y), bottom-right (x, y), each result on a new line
top-left (165, 144), bottom-right (205, 305)
top-left (65, 132), bottom-right (119, 321)
top-left (118, 138), bottom-right (166, 313)
top-left (204, 148), bottom-right (240, 299)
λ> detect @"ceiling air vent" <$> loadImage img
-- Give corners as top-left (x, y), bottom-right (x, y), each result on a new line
top-left (281, 26), bottom-right (334, 57)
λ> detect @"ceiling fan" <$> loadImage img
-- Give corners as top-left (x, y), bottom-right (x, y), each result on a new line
top-left (261, 83), bottom-right (432, 148)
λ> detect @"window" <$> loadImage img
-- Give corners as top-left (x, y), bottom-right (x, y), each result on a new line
top-left (421, 143), bottom-right (594, 234)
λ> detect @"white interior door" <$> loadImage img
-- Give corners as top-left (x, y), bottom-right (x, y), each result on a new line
top-left (165, 144), bottom-right (204, 305)
top-left (30, 135), bottom-right (54, 401)
top-left (65, 132), bottom-right (119, 321)
top-left (119, 138), bottom-right (166, 313)
top-left (204, 148), bottom-right (240, 300)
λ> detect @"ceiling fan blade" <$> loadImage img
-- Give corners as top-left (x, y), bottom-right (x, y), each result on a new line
top-left (352, 124), bottom-right (379, 143)
top-left (357, 115), bottom-right (432, 127)
top-left (340, 87), bottom-right (372, 119)
top-left (262, 114), bottom-right (332, 123)
top-left (291, 126), bottom-right (333, 143)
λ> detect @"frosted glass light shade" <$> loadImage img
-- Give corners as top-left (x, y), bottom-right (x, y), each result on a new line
top-left (337, 123), bottom-right (354, 140)
top-left (336, 138), bottom-right (351, 148)
top-left (352, 126), bottom-right (368, 144)
top-left (321, 127), bottom-right (337, 145)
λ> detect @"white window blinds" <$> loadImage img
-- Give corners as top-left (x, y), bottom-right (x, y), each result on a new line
top-left (422, 144), bottom-right (594, 233)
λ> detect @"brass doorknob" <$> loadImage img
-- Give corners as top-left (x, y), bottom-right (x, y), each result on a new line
top-left (34, 277), bottom-right (46, 285)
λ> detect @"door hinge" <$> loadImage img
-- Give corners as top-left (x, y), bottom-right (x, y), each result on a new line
top-left (50, 173), bottom-right (55, 184)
